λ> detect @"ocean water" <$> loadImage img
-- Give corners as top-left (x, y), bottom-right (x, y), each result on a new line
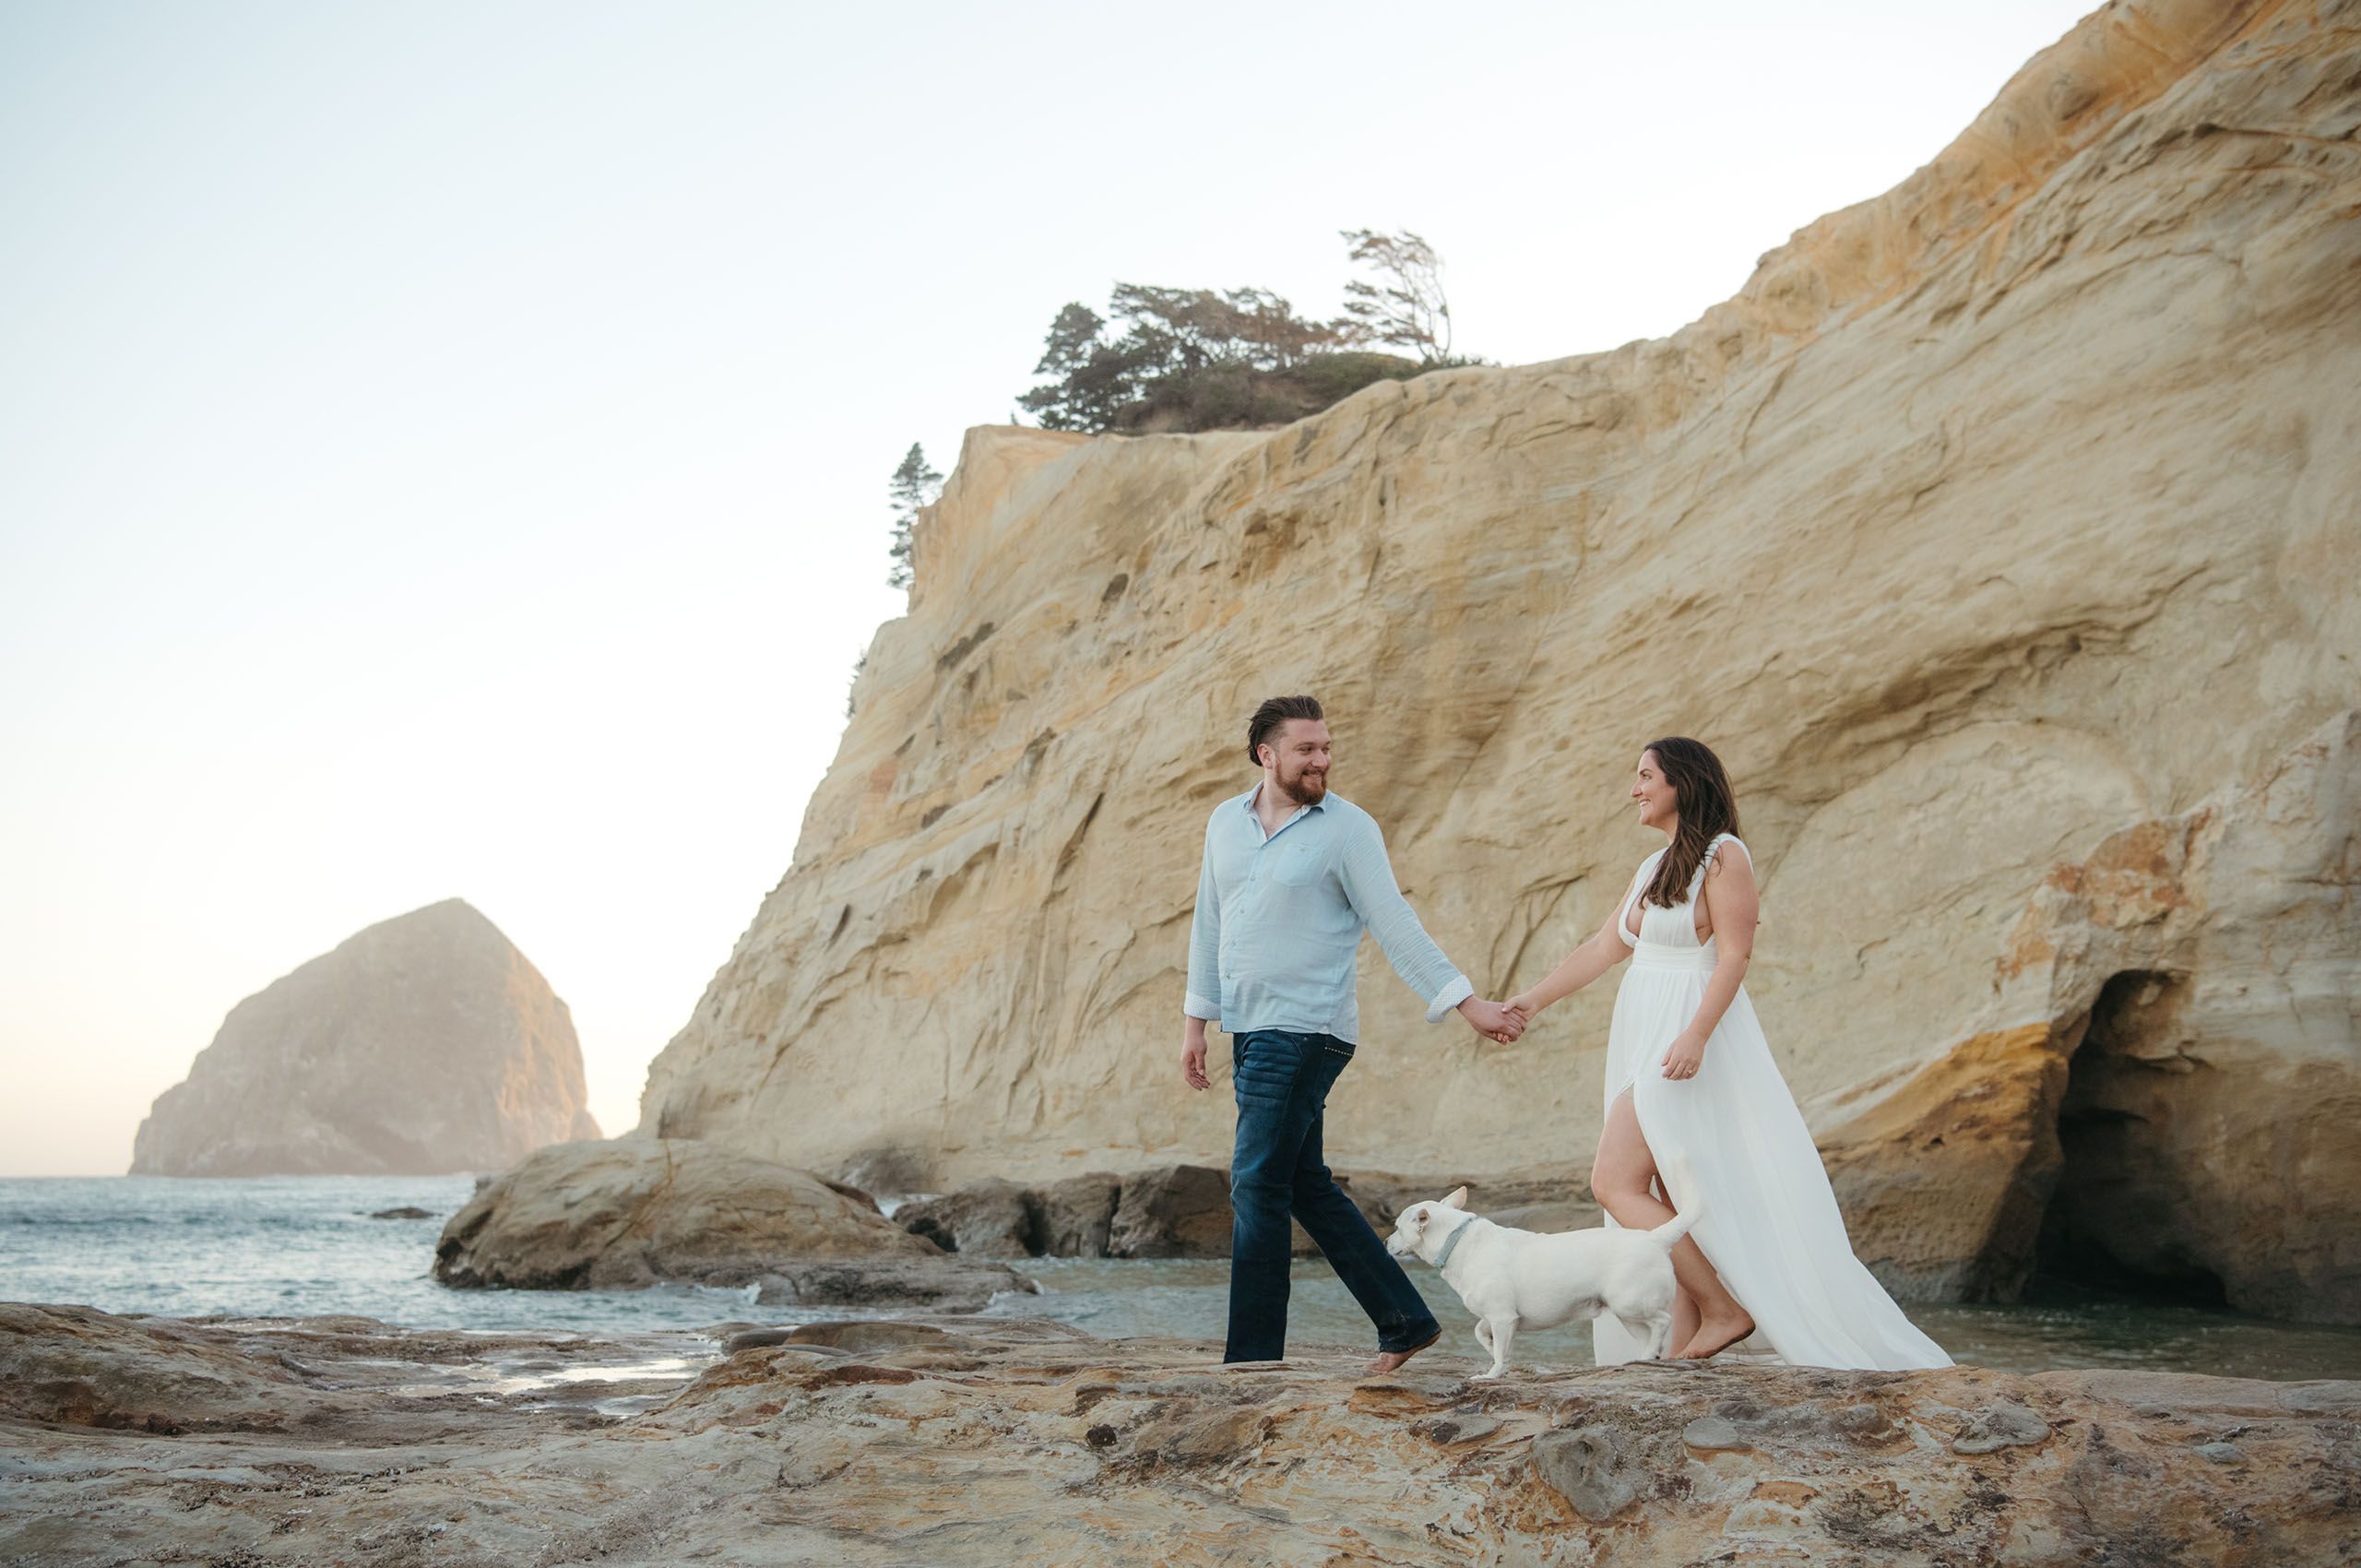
top-left (6, 1175), bottom-right (2359, 1382)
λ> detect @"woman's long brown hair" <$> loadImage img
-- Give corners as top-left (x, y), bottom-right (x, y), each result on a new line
top-left (1640, 737), bottom-right (1742, 909)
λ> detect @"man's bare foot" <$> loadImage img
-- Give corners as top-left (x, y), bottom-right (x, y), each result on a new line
top-left (1363, 1328), bottom-right (1442, 1376)
top-left (1675, 1309), bottom-right (1755, 1361)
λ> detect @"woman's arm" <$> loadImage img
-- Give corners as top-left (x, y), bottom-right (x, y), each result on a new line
top-left (1506, 904), bottom-right (1633, 1020)
top-left (1658, 843), bottom-right (1759, 1078)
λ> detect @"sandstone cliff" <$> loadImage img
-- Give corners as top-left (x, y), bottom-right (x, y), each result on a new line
top-left (131, 899), bottom-right (600, 1175)
top-left (639, 0), bottom-right (2361, 1318)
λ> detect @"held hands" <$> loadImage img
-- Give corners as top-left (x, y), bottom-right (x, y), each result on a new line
top-left (1458, 996), bottom-right (1525, 1045)
top-left (1660, 1028), bottom-right (1706, 1080)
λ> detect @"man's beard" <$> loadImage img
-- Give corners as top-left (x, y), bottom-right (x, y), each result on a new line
top-left (1282, 766), bottom-right (1328, 804)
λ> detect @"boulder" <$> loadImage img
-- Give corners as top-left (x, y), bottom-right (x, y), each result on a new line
top-left (894, 1179), bottom-right (1037, 1257)
top-left (433, 1138), bottom-right (943, 1293)
top-left (1105, 1165), bottom-right (1230, 1259)
top-left (1036, 1173), bottom-right (1121, 1255)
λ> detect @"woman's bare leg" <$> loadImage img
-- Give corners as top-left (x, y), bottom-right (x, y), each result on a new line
top-left (1671, 1283), bottom-right (1701, 1354)
top-left (1592, 1089), bottom-right (1754, 1359)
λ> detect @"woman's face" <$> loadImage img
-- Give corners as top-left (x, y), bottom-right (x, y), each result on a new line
top-left (1631, 750), bottom-right (1678, 830)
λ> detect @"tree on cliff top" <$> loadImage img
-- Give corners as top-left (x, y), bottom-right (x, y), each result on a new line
top-left (1016, 230), bottom-right (1474, 434)
top-left (887, 442), bottom-right (943, 590)
top-left (1337, 228), bottom-right (1453, 362)
top-left (1016, 287), bottom-right (1352, 433)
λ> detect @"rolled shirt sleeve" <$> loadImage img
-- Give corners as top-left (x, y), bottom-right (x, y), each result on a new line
top-left (1335, 814), bottom-right (1472, 1024)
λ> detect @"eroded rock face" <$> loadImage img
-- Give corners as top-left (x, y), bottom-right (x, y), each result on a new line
top-left (433, 1138), bottom-right (1024, 1309)
top-left (637, 1), bottom-right (2361, 1315)
top-left (3, 1303), bottom-right (2355, 1565)
top-left (129, 899), bottom-right (599, 1177)
top-left (1822, 710), bottom-right (2361, 1316)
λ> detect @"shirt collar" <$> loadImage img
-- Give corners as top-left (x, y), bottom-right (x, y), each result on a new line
top-left (1243, 781), bottom-right (1327, 820)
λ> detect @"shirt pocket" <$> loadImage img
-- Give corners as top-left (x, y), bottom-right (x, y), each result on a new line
top-left (1271, 841), bottom-right (1324, 886)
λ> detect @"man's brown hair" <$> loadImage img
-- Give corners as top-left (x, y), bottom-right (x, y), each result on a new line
top-left (1246, 695), bottom-right (1324, 767)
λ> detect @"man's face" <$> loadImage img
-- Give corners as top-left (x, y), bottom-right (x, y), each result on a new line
top-left (1264, 719), bottom-right (1332, 804)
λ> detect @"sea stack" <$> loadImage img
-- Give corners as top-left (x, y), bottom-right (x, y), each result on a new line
top-left (130, 899), bottom-right (600, 1176)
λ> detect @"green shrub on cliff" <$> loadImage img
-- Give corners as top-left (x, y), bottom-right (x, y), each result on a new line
top-left (1017, 230), bottom-right (1482, 434)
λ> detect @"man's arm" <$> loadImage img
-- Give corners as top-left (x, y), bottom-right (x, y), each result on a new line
top-left (1335, 813), bottom-right (1518, 1039)
top-left (1181, 826), bottom-right (1221, 1089)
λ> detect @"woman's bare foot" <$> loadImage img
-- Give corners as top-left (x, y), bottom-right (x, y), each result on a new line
top-left (1675, 1308), bottom-right (1755, 1361)
top-left (1362, 1328), bottom-right (1442, 1375)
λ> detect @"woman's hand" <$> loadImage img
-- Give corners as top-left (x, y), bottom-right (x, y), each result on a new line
top-left (1660, 1029), bottom-right (1707, 1081)
top-left (1504, 993), bottom-right (1539, 1030)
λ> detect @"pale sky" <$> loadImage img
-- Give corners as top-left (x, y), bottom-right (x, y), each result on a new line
top-left (0, 0), bottom-right (2097, 1176)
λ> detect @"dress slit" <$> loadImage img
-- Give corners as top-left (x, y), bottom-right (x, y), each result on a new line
top-left (1590, 835), bottom-right (1952, 1371)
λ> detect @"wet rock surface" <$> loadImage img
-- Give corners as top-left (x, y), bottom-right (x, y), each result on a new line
top-left (3, 1301), bottom-right (2355, 1565)
top-left (751, 1255), bottom-right (1033, 1313)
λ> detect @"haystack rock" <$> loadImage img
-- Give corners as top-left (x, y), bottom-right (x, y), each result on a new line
top-left (638, 1), bottom-right (2361, 1319)
top-left (130, 899), bottom-right (600, 1176)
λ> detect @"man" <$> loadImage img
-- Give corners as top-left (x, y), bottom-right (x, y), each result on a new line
top-left (1182, 695), bottom-right (1524, 1372)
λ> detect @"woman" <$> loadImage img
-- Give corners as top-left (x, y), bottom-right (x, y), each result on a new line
top-left (1506, 738), bottom-right (1951, 1371)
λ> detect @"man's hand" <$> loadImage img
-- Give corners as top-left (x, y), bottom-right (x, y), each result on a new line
top-left (1457, 996), bottom-right (1525, 1044)
top-left (1181, 1016), bottom-right (1212, 1090)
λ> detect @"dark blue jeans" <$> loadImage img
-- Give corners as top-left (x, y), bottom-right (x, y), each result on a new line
top-left (1225, 1028), bottom-right (1440, 1362)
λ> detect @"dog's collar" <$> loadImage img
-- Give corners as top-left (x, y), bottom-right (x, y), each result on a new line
top-left (1432, 1216), bottom-right (1479, 1273)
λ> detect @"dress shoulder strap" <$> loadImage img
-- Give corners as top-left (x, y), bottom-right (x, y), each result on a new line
top-left (1688, 832), bottom-right (1751, 887)
top-left (1699, 833), bottom-right (1750, 874)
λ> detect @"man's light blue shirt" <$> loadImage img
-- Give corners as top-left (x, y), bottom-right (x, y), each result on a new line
top-left (1184, 785), bottom-right (1474, 1042)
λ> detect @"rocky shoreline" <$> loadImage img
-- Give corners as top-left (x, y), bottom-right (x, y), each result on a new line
top-left (5, 1300), bottom-right (2355, 1565)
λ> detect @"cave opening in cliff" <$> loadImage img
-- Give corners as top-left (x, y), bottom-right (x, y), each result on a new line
top-left (2029, 968), bottom-right (2230, 1309)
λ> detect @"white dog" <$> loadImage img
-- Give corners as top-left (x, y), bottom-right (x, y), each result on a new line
top-left (1383, 1166), bottom-right (1702, 1379)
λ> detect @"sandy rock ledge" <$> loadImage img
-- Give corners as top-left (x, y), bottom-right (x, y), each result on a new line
top-left (2, 1302), bottom-right (2355, 1565)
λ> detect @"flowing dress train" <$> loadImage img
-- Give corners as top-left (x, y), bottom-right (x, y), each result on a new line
top-left (1591, 834), bottom-right (1952, 1371)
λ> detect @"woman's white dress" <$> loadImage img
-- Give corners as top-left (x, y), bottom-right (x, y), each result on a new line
top-left (1591, 834), bottom-right (1952, 1371)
